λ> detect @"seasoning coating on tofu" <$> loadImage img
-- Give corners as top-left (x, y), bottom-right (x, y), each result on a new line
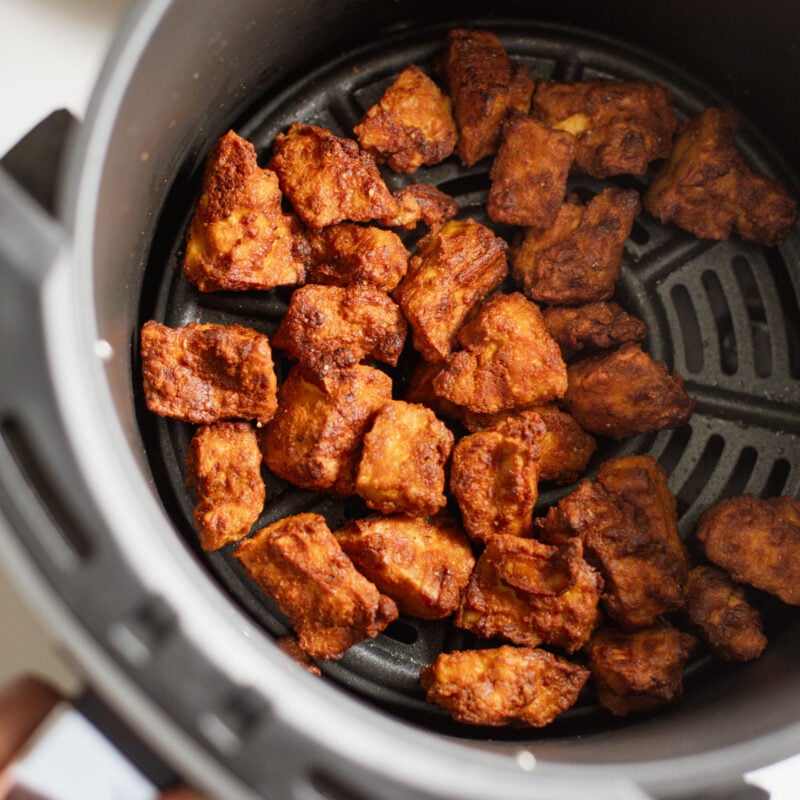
top-left (269, 122), bottom-right (398, 228)
top-left (335, 512), bottom-right (475, 619)
top-left (532, 80), bottom-right (677, 178)
top-left (305, 223), bottom-right (408, 291)
top-left (442, 28), bottom-right (534, 167)
top-left (487, 111), bottom-right (576, 228)
top-left (420, 645), bottom-right (589, 727)
top-left (186, 421), bottom-right (265, 551)
top-left (563, 342), bottom-right (694, 439)
top-left (393, 219), bottom-right (508, 362)
top-left (355, 400), bottom-right (454, 517)
top-left (272, 284), bottom-right (407, 374)
top-left (140, 321), bottom-right (278, 425)
top-left (511, 188), bottom-right (641, 306)
top-left (586, 625), bottom-right (696, 716)
top-left (433, 293), bottom-right (568, 413)
top-left (450, 412), bottom-right (546, 542)
top-left (262, 364), bottom-right (392, 496)
top-left (685, 565), bottom-right (766, 661)
top-left (379, 183), bottom-right (459, 229)
top-left (543, 301), bottom-right (648, 361)
top-left (538, 455), bottom-right (689, 629)
top-left (455, 537), bottom-right (603, 652)
top-left (644, 107), bottom-right (797, 246)
top-left (354, 65), bottom-right (457, 173)
top-left (235, 513), bottom-right (398, 660)
top-left (696, 495), bottom-right (800, 605)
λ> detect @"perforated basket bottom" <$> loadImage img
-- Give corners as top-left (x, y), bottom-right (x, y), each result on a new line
top-left (135, 19), bottom-right (800, 740)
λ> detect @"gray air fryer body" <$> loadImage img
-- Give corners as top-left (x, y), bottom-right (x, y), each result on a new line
top-left (1, 2), bottom-right (799, 799)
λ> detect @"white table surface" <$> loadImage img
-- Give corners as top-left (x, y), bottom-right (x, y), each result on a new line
top-left (1, 1), bottom-right (799, 797)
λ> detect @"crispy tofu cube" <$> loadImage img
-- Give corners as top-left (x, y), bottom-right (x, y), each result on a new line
top-left (532, 80), bottom-right (677, 178)
top-left (186, 421), bottom-right (265, 551)
top-left (393, 219), bottom-right (508, 362)
top-left (441, 29), bottom-right (534, 167)
top-left (404, 357), bottom-right (465, 422)
top-left (335, 511), bottom-right (475, 619)
top-left (487, 111), bottom-right (576, 228)
top-left (140, 321), bottom-right (278, 425)
top-left (183, 130), bottom-right (307, 292)
top-left (379, 183), bottom-right (459, 230)
top-left (355, 400), bottom-right (454, 517)
top-left (433, 293), bottom-right (567, 413)
top-left (235, 513), bottom-right (398, 660)
top-left (262, 364), bottom-right (392, 496)
top-left (420, 645), bottom-right (589, 727)
top-left (269, 122), bottom-right (398, 228)
top-left (354, 65), bottom-right (458, 173)
top-left (510, 188), bottom-right (641, 306)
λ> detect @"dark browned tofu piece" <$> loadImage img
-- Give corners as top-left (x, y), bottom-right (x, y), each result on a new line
top-left (511, 189), bottom-right (641, 306)
top-left (355, 401), bottom-right (454, 517)
top-left (379, 183), bottom-right (459, 230)
top-left (262, 364), bottom-right (392, 496)
top-left (450, 412), bottom-right (546, 542)
top-left (586, 625), bottom-right (696, 716)
top-left (235, 513), bottom-right (398, 660)
top-left (433, 293), bottom-right (568, 413)
top-left (269, 122), bottom-right (398, 228)
top-left (685, 565), bottom-right (766, 661)
top-left (420, 645), bottom-right (589, 727)
top-left (442, 29), bottom-right (534, 167)
top-left (487, 111), bottom-right (576, 228)
top-left (537, 455), bottom-right (689, 629)
top-left (275, 635), bottom-right (322, 676)
top-left (354, 65), bottom-right (458, 173)
top-left (186, 421), bottom-right (265, 551)
top-left (644, 108), bottom-right (797, 246)
top-left (542, 301), bottom-right (648, 361)
top-left (456, 537), bottom-right (603, 653)
top-left (336, 511), bottom-right (475, 620)
top-left (563, 343), bottom-right (694, 439)
top-left (140, 321), bottom-right (278, 425)
top-left (272, 284), bottom-right (407, 374)
top-left (532, 80), bottom-right (677, 178)
top-left (696, 495), bottom-right (800, 605)
top-left (393, 219), bottom-right (508, 362)
top-left (184, 131), bottom-right (307, 292)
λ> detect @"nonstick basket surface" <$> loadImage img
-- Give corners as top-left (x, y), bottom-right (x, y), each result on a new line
top-left (135, 19), bottom-right (800, 740)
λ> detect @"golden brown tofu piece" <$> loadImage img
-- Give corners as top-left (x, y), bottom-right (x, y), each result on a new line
top-left (441, 29), bottom-right (534, 167)
top-left (269, 122), bottom-right (398, 228)
top-left (511, 188), bottom-right (641, 306)
top-left (354, 65), bottom-right (458, 173)
top-left (433, 293), bottom-right (568, 413)
top-left (532, 80), bottom-right (677, 178)
top-left (586, 625), bottom-right (696, 716)
top-left (696, 495), bottom-right (800, 605)
top-left (235, 513), bottom-right (398, 660)
top-left (487, 111), bottom-right (576, 228)
top-left (393, 219), bottom-right (508, 362)
top-left (685, 565), bottom-right (766, 661)
top-left (455, 537), bottom-right (603, 653)
top-left (537, 455), bottom-right (689, 629)
top-left (262, 364), bottom-right (392, 496)
top-left (404, 357), bottom-right (465, 422)
top-left (275, 635), bottom-right (322, 676)
top-left (336, 512), bottom-right (475, 620)
top-left (185, 421), bottom-right (265, 551)
top-left (420, 645), bottom-right (589, 727)
top-left (542, 301), bottom-right (648, 361)
top-left (379, 183), bottom-right (459, 230)
top-left (272, 284), bottom-right (407, 374)
top-left (562, 342), bottom-right (694, 439)
top-left (140, 321), bottom-right (278, 425)
top-left (304, 223), bottom-right (408, 291)
top-left (183, 131), bottom-right (307, 293)
top-left (450, 412), bottom-right (546, 542)
top-left (644, 107), bottom-right (797, 246)
top-left (355, 401), bottom-right (454, 517)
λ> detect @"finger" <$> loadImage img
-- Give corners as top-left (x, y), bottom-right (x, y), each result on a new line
top-left (0, 676), bottom-right (61, 769)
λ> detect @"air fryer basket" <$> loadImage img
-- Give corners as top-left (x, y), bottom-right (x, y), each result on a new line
top-left (136, 18), bottom-right (800, 742)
